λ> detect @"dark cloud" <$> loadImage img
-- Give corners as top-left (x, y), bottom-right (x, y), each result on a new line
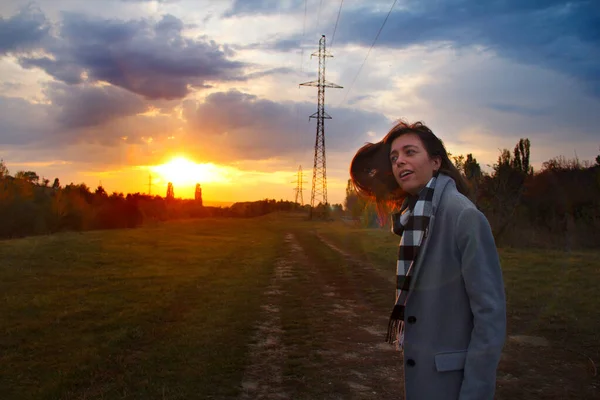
top-left (183, 89), bottom-right (391, 162)
top-left (19, 56), bottom-right (86, 85)
top-left (45, 82), bottom-right (146, 129)
top-left (276, 0), bottom-right (600, 97)
top-left (0, 82), bottom-right (179, 149)
top-left (17, 13), bottom-right (246, 99)
top-left (0, 4), bottom-right (49, 55)
top-left (223, 0), bottom-right (304, 18)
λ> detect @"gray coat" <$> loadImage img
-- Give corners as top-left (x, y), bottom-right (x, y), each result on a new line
top-left (401, 173), bottom-right (506, 400)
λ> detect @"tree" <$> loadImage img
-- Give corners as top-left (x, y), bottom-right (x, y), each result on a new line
top-left (452, 154), bottom-right (465, 172)
top-left (95, 185), bottom-right (107, 197)
top-left (195, 183), bottom-right (203, 206)
top-left (0, 159), bottom-right (9, 178)
top-left (166, 182), bottom-right (174, 200)
top-left (481, 138), bottom-right (532, 242)
top-left (512, 138), bottom-right (533, 175)
top-left (42, 178), bottom-right (50, 187)
top-left (331, 203), bottom-right (344, 218)
top-left (344, 179), bottom-right (361, 217)
top-left (463, 153), bottom-right (482, 204)
top-left (14, 170), bottom-right (39, 184)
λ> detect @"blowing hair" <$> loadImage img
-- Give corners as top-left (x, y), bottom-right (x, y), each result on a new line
top-left (349, 120), bottom-right (469, 223)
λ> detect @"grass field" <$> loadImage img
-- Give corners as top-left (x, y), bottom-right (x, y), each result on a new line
top-left (1, 212), bottom-right (598, 399)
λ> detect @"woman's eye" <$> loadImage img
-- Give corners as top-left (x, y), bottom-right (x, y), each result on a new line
top-left (390, 156), bottom-right (398, 162)
top-left (406, 149), bottom-right (415, 155)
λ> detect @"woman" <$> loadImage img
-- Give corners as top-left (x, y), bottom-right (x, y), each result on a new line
top-left (349, 121), bottom-right (506, 400)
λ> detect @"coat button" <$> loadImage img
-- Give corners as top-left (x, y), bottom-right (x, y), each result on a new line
top-left (407, 359), bottom-right (416, 367)
top-left (407, 316), bottom-right (417, 324)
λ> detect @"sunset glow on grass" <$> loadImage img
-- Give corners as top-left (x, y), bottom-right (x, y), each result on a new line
top-left (150, 156), bottom-right (231, 186)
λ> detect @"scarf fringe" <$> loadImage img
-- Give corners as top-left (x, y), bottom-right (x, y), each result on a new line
top-left (385, 304), bottom-right (405, 348)
top-left (385, 318), bottom-right (400, 344)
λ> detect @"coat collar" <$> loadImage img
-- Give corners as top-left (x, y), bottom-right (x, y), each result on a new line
top-left (430, 172), bottom-right (454, 214)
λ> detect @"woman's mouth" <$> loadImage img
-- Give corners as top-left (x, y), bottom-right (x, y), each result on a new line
top-left (399, 171), bottom-right (413, 181)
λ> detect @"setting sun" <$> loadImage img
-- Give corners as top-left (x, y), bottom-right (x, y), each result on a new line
top-left (150, 156), bottom-right (230, 186)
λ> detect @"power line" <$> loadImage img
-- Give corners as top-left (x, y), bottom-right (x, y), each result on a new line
top-left (339, 0), bottom-right (397, 106)
top-left (329, 0), bottom-right (344, 49)
top-left (303, 0), bottom-right (308, 35)
top-left (300, 0), bottom-right (308, 71)
top-left (316, 0), bottom-right (324, 34)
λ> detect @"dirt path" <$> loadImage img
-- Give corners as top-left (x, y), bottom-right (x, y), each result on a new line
top-left (239, 232), bottom-right (403, 399)
top-left (239, 233), bottom-right (295, 400)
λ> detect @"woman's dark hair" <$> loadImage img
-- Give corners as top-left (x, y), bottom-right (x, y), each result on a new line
top-left (349, 120), bottom-right (469, 222)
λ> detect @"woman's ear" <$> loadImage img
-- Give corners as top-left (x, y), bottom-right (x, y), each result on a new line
top-left (433, 155), bottom-right (442, 170)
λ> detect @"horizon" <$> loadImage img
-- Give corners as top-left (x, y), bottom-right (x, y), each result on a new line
top-left (1, 0), bottom-right (599, 205)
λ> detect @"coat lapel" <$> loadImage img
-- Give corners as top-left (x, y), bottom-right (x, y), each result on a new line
top-left (408, 174), bottom-right (453, 293)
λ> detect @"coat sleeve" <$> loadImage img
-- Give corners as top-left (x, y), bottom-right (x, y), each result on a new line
top-left (455, 207), bottom-right (507, 400)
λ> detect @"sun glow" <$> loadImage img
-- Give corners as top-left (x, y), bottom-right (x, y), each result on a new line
top-left (150, 156), bottom-right (230, 185)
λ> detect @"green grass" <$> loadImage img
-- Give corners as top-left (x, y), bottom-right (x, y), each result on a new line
top-left (0, 218), bottom-right (284, 399)
top-left (315, 220), bottom-right (600, 362)
top-left (1, 213), bottom-right (598, 399)
top-left (316, 223), bottom-right (600, 344)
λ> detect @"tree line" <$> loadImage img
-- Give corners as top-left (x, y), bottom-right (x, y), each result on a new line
top-left (0, 160), bottom-right (310, 239)
top-left (344, 139), bottom-right (600, 250)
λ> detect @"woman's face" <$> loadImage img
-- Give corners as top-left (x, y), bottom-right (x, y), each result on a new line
top-left (390, 133), bottom-right (440, 195)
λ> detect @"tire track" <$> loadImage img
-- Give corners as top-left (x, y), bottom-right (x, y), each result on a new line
top-left (239, 233), bottom-right (296, 400)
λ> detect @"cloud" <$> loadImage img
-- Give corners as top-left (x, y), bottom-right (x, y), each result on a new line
top-left (16, 12), bottom-right (247, 99)
top-left (0, 4), bottom-right (50, 55)
top-left (242, 66), bottom-right (297, 80)
top-left (0, 96), bottom-right (54, 146)
top-left (223, 0), bottom-right (304, 18)
top-left (119, 0), bottom-right (179, 3)
top-left (238, 38), bottom-right (302, 53)
top-left (0, 82), bottom-right (23, 91)
top-left (182, 89), bottom-right (392, 162)
top-left (486, 103), bottom-right (550, 117)
top-left (278, 0), bottom-right (600, 98)
top-left (45, 82), bottom-right (147, 129)
top-left (0, 82), bottom-right (179, 150)
top-left (406, 48), bottom-right (600, 167)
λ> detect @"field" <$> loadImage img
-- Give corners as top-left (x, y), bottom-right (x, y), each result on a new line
top-left (1, 213), bottom-right (598, 399)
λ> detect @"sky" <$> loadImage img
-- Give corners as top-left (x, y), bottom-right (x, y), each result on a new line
top-left (0, 0), bottom-right (599, 205)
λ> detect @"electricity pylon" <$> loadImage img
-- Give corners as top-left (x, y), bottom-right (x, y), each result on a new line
top-left (300, 35), bottom-right (343, 219)
top-left (291, 165), bottom-right (308, 205)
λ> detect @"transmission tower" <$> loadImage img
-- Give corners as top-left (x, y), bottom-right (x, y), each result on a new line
top-left (291, 165), bottom-right (308, 205)
top-left (300, 35), bottom-right (342, 218)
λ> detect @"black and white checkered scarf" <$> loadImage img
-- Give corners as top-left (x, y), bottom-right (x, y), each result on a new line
top-left (385, 171), bottom-right (438, 348)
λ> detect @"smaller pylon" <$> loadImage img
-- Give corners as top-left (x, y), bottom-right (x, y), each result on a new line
top-left (291, 165), bottom-right (308, 205)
